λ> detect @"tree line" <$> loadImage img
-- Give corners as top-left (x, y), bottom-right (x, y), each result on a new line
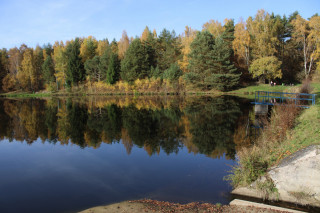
top-left (0, 9), bottom-right (319, 93)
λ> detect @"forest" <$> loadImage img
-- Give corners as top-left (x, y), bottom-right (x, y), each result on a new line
top-left (0, 9), bottom-right (319, 93)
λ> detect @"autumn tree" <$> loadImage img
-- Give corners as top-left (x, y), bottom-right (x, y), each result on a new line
top-left (7, 47), bottom-right (22, 76)
top-left (178, 26), bottom-right (197, 72)
top-left (202, 19), bottom-right (224, 37)
top-left (53, 41), bottom-right (67, 89)
top-left (233, 19), bottom-right (250, 68)
top-left (118, 31), bottom-right (130, 59)
top-left (141, 26), bottom-right (151, 42)
top-left (249, 56), bottom-right (282, 81)
top-left (310, 16), bottom-right (320, 78)
top-left (2, 47), bottom-right (17, 92)
top-left (292, 15), bottom-right (320, 79)
top-left (246, 9), bottom-right (279, 59)
top-left (80, 36), bottom-right (98, 63)
top-left (17, 48), bottom-right (37, 91)
top-left (96, 39), bottom-right (109, 56)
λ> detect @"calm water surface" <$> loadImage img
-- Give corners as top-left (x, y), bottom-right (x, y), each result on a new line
top-left (0, 96), bottom-right (254, 213)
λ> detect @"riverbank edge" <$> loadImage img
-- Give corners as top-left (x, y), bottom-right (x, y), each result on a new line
top-left (230, 83), bottom-right (320, 208)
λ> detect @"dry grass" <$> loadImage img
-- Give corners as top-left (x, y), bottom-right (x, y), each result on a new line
top-left (227, 103), bottom-right (301, 188)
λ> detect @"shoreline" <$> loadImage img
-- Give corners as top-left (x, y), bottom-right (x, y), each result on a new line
top-left (0, 83), bottom-right (301, 98)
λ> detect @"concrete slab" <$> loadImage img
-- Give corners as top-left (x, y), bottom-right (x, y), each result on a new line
top-left (230, 199), bottom-right (305, 213)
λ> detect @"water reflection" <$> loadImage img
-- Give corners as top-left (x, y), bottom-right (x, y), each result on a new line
top-left (0, 96), bottom-right (253, 159)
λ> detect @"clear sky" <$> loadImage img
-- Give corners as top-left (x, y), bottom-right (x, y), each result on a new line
top-left (0, 0), bottom-right (319, 49)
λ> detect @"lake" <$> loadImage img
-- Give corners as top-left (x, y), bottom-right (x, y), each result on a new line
top-left (0, 95), bottom-right (254, 213)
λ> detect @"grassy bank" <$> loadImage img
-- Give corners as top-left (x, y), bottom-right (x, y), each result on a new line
top-left (227, 82), bottom-right (320, 189)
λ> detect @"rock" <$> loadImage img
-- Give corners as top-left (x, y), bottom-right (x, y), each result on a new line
top-left (268, 145), bottom-right (320, 206)
top-left (233, 145), bottom-right (320, 207)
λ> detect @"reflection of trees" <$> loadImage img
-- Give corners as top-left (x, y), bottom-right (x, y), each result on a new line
top-left (45, 99), bottom-right (58, 142)
top-left (0, 96), bottom-right (251, 158)
top-left (67, 101), bottom-right (88, 148)
top-left (0, 100), bottom-right (10, 140)
top-left (122, 106), bottom-right (183, 155)
top-left (183, 96), bottom-right (242, 159)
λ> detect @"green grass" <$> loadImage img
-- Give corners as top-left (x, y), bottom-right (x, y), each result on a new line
top-left (228, 84), bottom-right (301, 94)
top-left (1, 92), bottom-right (52, 98)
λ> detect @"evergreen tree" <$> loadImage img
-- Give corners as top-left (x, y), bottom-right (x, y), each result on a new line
top-left (33, 46), bottom-right (44, 89)
top-left (106, 52), bottom-right (120, 84)
top-left (143, 33), bottom-right (157, 74)
top-left (157, 29), bottom-right (182, 71)
top-left (65, 38), bottom-right (85, 86)
top-left (163, 63), bottom-right (183, 82)
top-left (120, 38), bottom-right (150, 82)
top-left (84, 56), bottom-right (102, 82)
top-left (186, 31), bottom-right (240, 91)
top-left (42, 55), bottom-right (55, 84)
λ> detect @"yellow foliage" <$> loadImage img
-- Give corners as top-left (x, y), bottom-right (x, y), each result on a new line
top-left (179, 26), bottom-right (197, 72)
top-left (202, 19), bottom-right (224, 37)
top-left (246, 9), bottom-right (278, 58)
top-left (141, 26), bottom-right (151, 42)
top-left (80, 36), bottom-right (98, 62)
top-left (233, 19), bottom-right (250, 67)
top-left (96, 39), bottom-right (109, 56)
top-left (118, 31), bottom-right (130, 59)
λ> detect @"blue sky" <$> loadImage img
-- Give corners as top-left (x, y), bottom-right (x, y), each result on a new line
top-left (0, 0), bottom-right (319, 49)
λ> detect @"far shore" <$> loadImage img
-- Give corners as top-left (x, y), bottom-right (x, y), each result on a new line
top-left (0, 83), bottom-right (302, 98)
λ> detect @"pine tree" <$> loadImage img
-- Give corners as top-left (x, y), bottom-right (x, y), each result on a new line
top-left (65, 38), bottom-right (85, 86)
top-left (120, 38), bottom-right (150, 82)
top-left (157, 29), bottom-right (182, 71)
top-left (186, 31), bottom-right (240, 91)
top-left (106, 53), bottom-right (120, 84)
top-left (33, 45), bottom-right (44, 90)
